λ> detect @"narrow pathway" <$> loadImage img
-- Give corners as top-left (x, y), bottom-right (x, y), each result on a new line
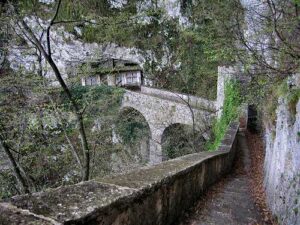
top-left (178, 131), bottom-right (262, 225)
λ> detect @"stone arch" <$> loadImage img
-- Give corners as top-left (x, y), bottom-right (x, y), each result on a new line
top-left (116, 106), bottom-right (152, 163)
top-left (120, 100), bottom-right (154, 128)
top-left (120, 104), bottom-right (165, 165)
top-left (120, 90), bottom-right (215, 164)
top-left (119, 106), bottom-right (151, 128)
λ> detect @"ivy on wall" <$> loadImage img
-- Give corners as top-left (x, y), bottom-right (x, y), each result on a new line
top-left (207, 80), bottom-right (241, 151)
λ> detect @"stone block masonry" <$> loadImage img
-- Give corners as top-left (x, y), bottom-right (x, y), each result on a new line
top-left (0, 122), bottom-right (239, 225)
top-left (122, 88), bottom-right (216, 164)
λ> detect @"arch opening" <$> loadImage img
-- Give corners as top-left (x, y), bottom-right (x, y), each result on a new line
top-left (114, 106), bottom-right (151, 165)
top-left (161, 123), bottom-right (206, 160)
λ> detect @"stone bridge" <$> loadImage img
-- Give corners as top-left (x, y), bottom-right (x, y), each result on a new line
top-left (121, 86), bottom-right (217, 164)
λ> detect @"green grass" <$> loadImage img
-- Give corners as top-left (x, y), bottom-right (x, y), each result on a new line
top-left (206, 80), bottom-right (241, 151)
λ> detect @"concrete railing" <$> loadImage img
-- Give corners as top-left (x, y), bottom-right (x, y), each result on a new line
top-left (0, 122), bottom-right (239, 225)
top-left (140, 86), bottom-right (217, 112)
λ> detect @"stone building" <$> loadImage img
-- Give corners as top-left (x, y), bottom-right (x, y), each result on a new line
top-left (66, 58), bottom-right (143, 88)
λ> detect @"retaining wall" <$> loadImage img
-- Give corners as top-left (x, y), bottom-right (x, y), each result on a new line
top-left (0, 122), bottom-right (239, 225)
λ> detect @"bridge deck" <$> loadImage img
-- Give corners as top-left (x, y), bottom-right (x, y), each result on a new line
top-left (178, 131), bottom-right (262, 225)
top-left (133, 90), bottom-right (212, 112)
top-left (138, 86), bottom-right (216, 112)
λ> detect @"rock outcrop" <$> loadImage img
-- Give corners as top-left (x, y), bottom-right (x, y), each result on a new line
top-left (264, 86), bottom-right (300, 224)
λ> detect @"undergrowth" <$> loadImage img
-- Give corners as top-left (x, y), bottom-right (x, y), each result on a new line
top-left (264, 80), bottom-right (299, 127)
top-left (207, 80), bottom-right (241, 151)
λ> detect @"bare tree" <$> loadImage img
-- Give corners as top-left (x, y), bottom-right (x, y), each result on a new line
top-left (6, 0), bottom-right (91, 181)
top-left (235, 0), bottom-right (300, 79)
top-left (0, 129), bottom-right (30, 194)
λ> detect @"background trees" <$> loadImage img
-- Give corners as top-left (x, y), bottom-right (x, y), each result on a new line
top-left (235, 0), bottom-right (300, 98)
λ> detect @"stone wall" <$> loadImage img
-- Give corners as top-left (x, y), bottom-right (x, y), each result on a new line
top-left (0, 122), bottom-right (239, 225)
top-left (264, 97), bottom-right (300, 225)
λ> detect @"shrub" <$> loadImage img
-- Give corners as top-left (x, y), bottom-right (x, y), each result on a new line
top-left (206, 80), bottom-right (241, 151)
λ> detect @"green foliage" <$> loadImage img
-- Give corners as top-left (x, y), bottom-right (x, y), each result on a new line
top-left (263, 78), bottom-right (299, 127)
top-left (0, 172), bottom-right (17, 199)
top-left (16, 0), bottom-right (114, 19)
top-left (116, 120), bottom-right (148, 144)
top-left (115, 108), bottom-right (150, 145)
top-left (60, 85), bottom-right (124, 112)
top-left (152, 0), bottom-right (241, 99)
top-left (161, 124), bottom-right (199, 159)
top-left (292, 0), bottom-right (300, 6)
top-left (257, 79), bottom-right (287, 127)
top-left (0, 69), bottom-right (79, 197)
top-left (207, 80), bottom-right (241, 151)
top-left (166, 29), bottom-right (218, 99)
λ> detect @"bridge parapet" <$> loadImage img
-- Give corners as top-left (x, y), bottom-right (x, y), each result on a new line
top-left (140, 86), bottom-right (216, 112)
top-left (1, 122), bottom-right (239, 225)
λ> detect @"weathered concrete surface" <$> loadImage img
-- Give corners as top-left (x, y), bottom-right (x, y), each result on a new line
top-left (8, 181), bottom-right (136, 224)
top-left (2, 123), bottom-right (239, 225)
top-left (264, 96), bottom-right (300, 225)
top-left (179, 131), bottom-right (262, 225)
top-left (0, 203), bottom-right (59, 225)
top-left (122, 88), bottom-right (216, 164)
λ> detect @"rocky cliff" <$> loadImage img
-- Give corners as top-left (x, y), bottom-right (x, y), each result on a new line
top-left (264, 82), bottom-right (300, 224)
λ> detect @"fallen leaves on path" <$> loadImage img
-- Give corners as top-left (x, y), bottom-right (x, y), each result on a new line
top-left (246, 130), bottom-right (277, 225)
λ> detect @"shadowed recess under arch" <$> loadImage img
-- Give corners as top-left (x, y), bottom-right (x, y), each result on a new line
top-left (161, 123), bottom-right (206, 161)
top-left (115, 106), bottom-right (151, 162)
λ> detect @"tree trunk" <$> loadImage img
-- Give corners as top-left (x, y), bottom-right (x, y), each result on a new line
top-left (20, 20), bottom-right (90, 181)
top-left (36, 50), bottom-right (85, 180)
top-left (0, 135), bottom-right (30, 194)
